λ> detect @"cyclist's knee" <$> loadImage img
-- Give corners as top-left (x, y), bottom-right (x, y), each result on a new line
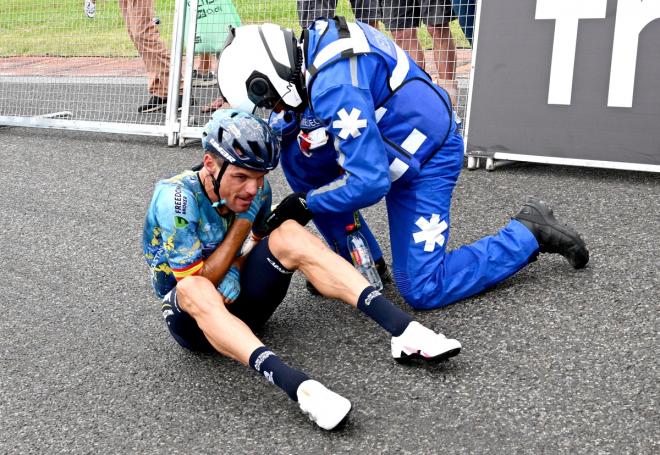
top-left (176, 276), bottom-right (220, 317)
top-left (272, 219), bottom-right (306, 240)
top-left (269, 220), bottom-right (323, 264)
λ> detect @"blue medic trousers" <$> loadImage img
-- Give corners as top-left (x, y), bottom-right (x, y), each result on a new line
top-left (385, 130), bottom-right (539, 309)
top-left (281, 130), bottom-right (539, 310)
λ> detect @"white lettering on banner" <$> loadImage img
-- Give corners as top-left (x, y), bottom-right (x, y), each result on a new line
top-left (608, 0), bottom-right (660, 108)
top-left (535, 0), bottom-right (607, 106)
top-left (537, 0), bottom-right (660, 108)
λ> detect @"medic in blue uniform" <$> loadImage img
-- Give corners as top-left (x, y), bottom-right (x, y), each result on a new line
top-left (217, 18), bottom-right (589, 310)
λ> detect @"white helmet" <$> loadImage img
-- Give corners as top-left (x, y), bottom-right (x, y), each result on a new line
top-left (217, 24), bottom-right (307, 113)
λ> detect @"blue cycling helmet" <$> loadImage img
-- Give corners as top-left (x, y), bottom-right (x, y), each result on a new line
top-left (202, 109), bottom-right (280, 172)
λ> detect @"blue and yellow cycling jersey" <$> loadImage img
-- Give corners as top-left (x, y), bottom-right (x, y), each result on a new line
top-left (143, 170), bottom-right (272, 298)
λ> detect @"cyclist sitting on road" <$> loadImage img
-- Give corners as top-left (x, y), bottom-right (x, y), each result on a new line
top-left (142, 110), bottom-right (462, 430)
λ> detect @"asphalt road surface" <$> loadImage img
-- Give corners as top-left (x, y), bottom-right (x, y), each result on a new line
top-left (1, 126), bottom-right (658, 454)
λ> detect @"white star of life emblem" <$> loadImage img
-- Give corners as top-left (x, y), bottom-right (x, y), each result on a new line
top-left (413, 214), bottom-right (448, 252)
top-left (332, 108), bottom-right (367, 140)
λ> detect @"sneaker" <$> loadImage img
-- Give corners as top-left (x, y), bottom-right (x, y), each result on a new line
top-left (391, 321), bottom-right (462, 363)
top-left (296, 379), bottom-right (352, 430)
top-left (306, 257), bottom-right (393, 296)
top-left (137, 95), bottom-right (167, 113)
top-left (84, 0), bottom-right (95, 18)
top-left (192, 70), bottom-right (217, 87)
top-left (513, 196), bottom-right (589, 269)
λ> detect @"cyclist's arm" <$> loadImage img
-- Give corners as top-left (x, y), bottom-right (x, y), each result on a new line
top-left (200, 179), bottom-right (272, 285)
top-left (198, 217), bottom-right (252, 286)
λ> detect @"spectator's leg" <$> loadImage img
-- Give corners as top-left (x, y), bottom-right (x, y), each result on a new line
top-left (392, 28), bottom-right (426, 70)
top-left (381, 0), bottom-right (425, 69)
top-left (427, 2), bottom-right (457, 103)
top-left (428, 24), bottom-right (456, 82)
top-left (119, 0), bottom-right (170, 98)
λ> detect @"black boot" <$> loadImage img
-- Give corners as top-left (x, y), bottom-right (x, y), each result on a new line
top-left (514, 196), bottom-right (589, 269)
top-left (306, 258), bottom-right (393, 295)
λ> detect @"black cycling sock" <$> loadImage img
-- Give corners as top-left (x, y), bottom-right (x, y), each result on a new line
top-left (249, 346), bottom-right (310, 401)
top-left (357, 286), bottom-right (413, 337)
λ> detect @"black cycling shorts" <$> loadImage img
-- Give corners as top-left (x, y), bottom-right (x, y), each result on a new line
top-left (160, 238), bottom-right (294, 352)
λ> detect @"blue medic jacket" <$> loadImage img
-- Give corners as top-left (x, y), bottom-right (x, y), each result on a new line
top-left (271, 17), bottom-right (458, 214)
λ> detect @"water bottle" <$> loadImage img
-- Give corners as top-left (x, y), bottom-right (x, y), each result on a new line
top-left (346, 224), bottom-right (383, 291)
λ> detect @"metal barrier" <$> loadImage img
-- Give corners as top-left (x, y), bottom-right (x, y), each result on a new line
top-left (0, 0), bottom-right (477, 148)
top-left (0, 0), bottom-right (182, 140)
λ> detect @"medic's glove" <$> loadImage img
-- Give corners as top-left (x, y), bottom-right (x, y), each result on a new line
top-left (218, 266), bottom-right (241, 302)
top-left (263, 192), bottom-right (314, 234)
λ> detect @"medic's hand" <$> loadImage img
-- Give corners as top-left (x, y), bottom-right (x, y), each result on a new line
top-left (218, 266), bottom-right (241, 303)
top-left (263, 192), bottom-right (314, 234)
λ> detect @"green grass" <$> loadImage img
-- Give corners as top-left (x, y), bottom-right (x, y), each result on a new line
top-left (0, 0), bottom-right (467, 57)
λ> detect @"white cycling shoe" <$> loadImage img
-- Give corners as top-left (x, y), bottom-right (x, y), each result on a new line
top-left (296, 379), bottom-right (352, 430)
top-left (391, 321), bottom-right (462, 362)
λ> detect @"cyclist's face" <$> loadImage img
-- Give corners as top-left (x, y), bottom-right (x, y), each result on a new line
top-left (219, 165), bottom-right (267, 214)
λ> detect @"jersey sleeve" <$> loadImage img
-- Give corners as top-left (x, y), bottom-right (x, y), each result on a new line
top-left (306, 82), bottom-right (391, 214)
top-left (153, 183), bottom-right (204, 280)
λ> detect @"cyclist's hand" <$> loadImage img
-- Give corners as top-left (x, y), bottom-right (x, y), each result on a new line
top-left (218, 266), bottom-right (240, 303)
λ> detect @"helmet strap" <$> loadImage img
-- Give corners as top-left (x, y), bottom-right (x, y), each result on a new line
top-left (211, 160), bottom-right (230, 208)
